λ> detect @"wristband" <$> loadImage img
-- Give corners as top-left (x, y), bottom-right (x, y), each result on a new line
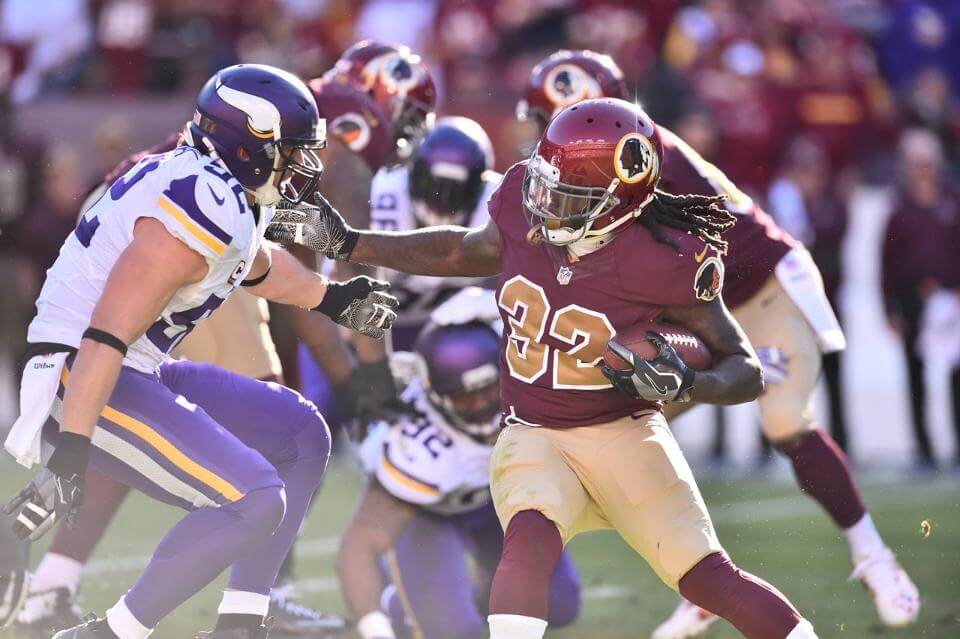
top-left (356, 610), bottom-right (395, 639)
top-left (82, 327), bottom-right (127, 356)
top-left (47, 432), bottom-right (91, 479)
top-left (241, 267), bottom-right (271, 287)
top-left (312, 280), bottom-right (345, 318)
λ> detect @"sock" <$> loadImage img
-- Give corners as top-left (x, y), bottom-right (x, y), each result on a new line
top-left (488, 510), bottom-right (562, 620)
top-left (488, 614), bottom-right (548, 639)
top-left (106, 597), bottom-right (152, 639)
top-left (779, 429), bottom-right (866, 528)
top-left (216, 590), bottom-right (269, 630)
top-left (30, 552), bottom-right (84, 595)
top-left (679, 552), bottom-right (801, 639)
top-left (844, 514), bottom-right (885, 563)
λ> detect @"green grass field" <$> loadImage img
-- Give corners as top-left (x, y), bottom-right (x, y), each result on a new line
top-left (2, 457), bottom-right (958, 639)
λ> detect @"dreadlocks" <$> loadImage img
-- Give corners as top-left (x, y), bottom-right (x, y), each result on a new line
top-left (638, 189), bottom-right (736, 255)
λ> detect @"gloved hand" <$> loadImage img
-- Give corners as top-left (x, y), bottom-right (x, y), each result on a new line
top-left (4, 432), bottom-right (88, 541)
top-left (314, 276), bottom-right (399, 340)
top-left (267, 192), bottom-right (359, 261)
top-left (601, 332), bottom-right (695, 403)
top-left (336, 360), bottom-right (418, 441)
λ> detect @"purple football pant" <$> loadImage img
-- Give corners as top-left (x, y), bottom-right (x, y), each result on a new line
top-left (47, 359), bottom-right (331, 627)
top-left (383, 502), bottom-right (580, 639)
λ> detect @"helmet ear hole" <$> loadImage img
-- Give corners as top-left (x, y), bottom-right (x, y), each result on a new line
top-left (237, 145), bottom-right (251, 162)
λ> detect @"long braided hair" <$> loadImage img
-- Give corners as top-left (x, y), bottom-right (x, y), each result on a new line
top-left (638, 189), bottom-right (736, 254)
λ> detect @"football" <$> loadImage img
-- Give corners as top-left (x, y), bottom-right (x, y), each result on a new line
top-left (602, 322), bottom-right (713, 372)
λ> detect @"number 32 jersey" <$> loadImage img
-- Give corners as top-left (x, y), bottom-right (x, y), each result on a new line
top-left (490, 162), bottom-right (725, 429)
top-left (359, 379), bottom-right (493, 516)
top-left (28, 146), bottom-right (268, 373)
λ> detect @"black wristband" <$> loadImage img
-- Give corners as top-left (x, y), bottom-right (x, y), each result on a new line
top-left (313, 280), bottom-right (346, 318)
top-left (341, 229), bottom-right (359, 261)
top-left (240, 267), bottom-right (270, 287)
top-left (82, 327), bottom-right (127, 356)
top-left (47, 432), bottom-right (90, 478)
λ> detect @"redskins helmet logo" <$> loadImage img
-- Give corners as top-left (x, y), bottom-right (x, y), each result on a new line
top-left (329, 112), bottom-right (371, 152)
top-left (694, 255), bottom-right (724, 302)
top-left (359, 51), bottom-right (422, 97)
top-left (544, 64), bottom-right (601, 114)
top-left (613, 133), bottom-right (658, 185)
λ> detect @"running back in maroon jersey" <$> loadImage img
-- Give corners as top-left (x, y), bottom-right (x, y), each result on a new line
top-left (657, 126), bottom-right (794, 308)
top-left (308, 79), bottom-right (395, 173)
top-left (490, 162), bottom-right (724, 429)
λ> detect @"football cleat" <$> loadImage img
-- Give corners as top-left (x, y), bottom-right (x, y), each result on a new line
top-left (850, 547), bottom-right (920, 627)
top-left (651, 599), bottom-right (718, 639)
top-left (51, 614), bottom-right (114, 638)
top-left (10, 587), bottom-right (83, 638)
top-left (268, 596), bottom-right (347, 637)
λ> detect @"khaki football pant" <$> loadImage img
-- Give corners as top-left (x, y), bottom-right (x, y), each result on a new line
top-left (490, 411), bottom-right (722, 589)
top-left (665, 275), bottom-right (821, 443)
top-left (174, 290), bottom-right (283, 381)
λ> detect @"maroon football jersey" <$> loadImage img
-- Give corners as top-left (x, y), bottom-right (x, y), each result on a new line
top-left (657, 126), bottom-right (794, 309)
top-left (491, 163), bottom-right (724, 429)
top-left (308, 79), bottom-right (395, 173)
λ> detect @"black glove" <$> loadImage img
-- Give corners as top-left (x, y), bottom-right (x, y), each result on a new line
top-left (601, 331), bottom-right (695, 403)
top-left (267, 192), bottom-right (359, 261)
top-left (3, 432), bottom-right (88, 541)
top-left (335, 360), bottom-right (418, 441)
top-left (314, 276), bottom-right (399, 340)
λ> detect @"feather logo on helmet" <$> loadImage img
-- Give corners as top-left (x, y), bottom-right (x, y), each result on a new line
top-left (613, 132), bottom-right (658, 185)
top-left (544, 63), bottom-right (602, 115)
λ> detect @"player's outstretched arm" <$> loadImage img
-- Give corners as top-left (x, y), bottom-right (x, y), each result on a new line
top-left (661, 297), bottom-right (764, 405)
top-left (242, 244), bottom-right (399, 340)
top-left (267, 195), bottom-right (502, 277)
top-left (336, 479), bottom-right (416, 636)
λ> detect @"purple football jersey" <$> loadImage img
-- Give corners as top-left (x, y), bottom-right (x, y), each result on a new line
top-left (491, 163), bottom-right (724, 429)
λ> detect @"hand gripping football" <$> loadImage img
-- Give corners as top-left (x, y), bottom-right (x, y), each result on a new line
top-left (602, 322), bottom-right (712, 372)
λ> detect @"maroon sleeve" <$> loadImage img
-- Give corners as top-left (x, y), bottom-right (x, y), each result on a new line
top-left (103, 131), bottom-right (181, 186)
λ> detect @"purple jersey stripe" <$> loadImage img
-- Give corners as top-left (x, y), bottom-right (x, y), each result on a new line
top-left (163, 174), bottom-right (234, 245)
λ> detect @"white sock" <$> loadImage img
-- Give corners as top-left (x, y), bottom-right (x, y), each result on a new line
top-left (786, 618), bottom-right (818, 638)
top-left (488, 614), bottom-right (548, 639)
top-left (106, 596), bottom-right (153, 639)
top-left (30, 552), bottom-right (83, 595)
top-left (217, 590), bottom-right (270, 617)
top-left (844, 514), bottom-right (885, 563)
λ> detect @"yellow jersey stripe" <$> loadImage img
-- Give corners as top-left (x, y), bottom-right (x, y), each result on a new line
top-left (60, 366), bottom-right (245, 502)
top-left (157, 196), bottom-right (227, 256)
top-left (381, 456), bottom-right (440, 497)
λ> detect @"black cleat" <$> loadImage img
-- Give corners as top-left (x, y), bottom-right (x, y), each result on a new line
top-left (51, 614), bottom-right (115, 638)
top-left (268, 597), bottom-right (347, 637)
top-left (196, 619), bottom-right (273, 639)
top-left (9, 588), bottom-right (84, 638)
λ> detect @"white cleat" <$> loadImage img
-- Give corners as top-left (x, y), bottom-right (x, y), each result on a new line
top-left (651, 599), bottom-right (719, 639)
top-left (850, 547), bottom-right (920, 627)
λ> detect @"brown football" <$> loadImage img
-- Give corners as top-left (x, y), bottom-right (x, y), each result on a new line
top-left (602, 322), bottom-right (713, 372)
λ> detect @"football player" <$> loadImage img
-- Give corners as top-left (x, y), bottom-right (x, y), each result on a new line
top-left (268, 98), bottom-right (820, 639)
top-left (367, 116), bottom-right (501, 348)
top-left (338, 291), bottom-right (581, 639)
top-left (2, 64), bottom-right (397, 639)
top-left (518, 50), bottom-right (919, 637)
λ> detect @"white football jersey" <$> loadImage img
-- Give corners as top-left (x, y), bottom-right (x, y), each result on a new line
top-left (28, 146), bottom-right (269, 373)
top-left (368, 165), bottom-right (501, 327)
top-left (359, 378), bottom-right (493, 516)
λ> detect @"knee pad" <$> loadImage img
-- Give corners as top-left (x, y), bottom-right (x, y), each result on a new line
top-left (297, 404), bottom-right (332, 463)
top-left (233, 484), bottom-right (286, 538)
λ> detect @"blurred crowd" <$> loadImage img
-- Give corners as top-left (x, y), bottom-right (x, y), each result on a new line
top-left (1, 0), bottom-right (959, 466)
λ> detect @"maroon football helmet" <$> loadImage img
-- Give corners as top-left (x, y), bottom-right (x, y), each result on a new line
top-left (324, 40), bottom-right (437, 156)
top-left (518, 50), bottom-right (628, 134)
top-left (524, 98), bottom-right (663, 246)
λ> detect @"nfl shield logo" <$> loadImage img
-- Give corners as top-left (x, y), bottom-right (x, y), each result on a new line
top-left (557, 266), bottom-right (573, 285)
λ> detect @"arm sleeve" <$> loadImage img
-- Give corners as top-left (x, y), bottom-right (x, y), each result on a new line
top-left (374, 425), bottom-right (447, 507)
top-left (150, 169), bottom-right (238, 262)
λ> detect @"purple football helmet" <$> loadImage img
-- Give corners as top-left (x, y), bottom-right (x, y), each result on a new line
top-left (186, 64), bottom-right (325, 205)
top-left (414, 320), bottom-right (501, 439)
top-left (408, 116), bottom-right (494, 227)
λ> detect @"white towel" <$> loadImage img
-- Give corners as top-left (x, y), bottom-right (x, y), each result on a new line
top-left (774, 247), bottom-right (847, 354)
top-left (918, 289), bottom-right (960, 369)
top-left (4, 352), bottom-right (67, 468)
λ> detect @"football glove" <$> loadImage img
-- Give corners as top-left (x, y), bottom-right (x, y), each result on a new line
top-left (267, 192), bottom-right (359, 261)
top-left (336, 360), bottom-right (418, 441)
top-left (314, 276), bottom-right (399, 340)
top-left (3, 433), bottom-right (88, 542)
top-left (601, 332), bottom-right (695, 403)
